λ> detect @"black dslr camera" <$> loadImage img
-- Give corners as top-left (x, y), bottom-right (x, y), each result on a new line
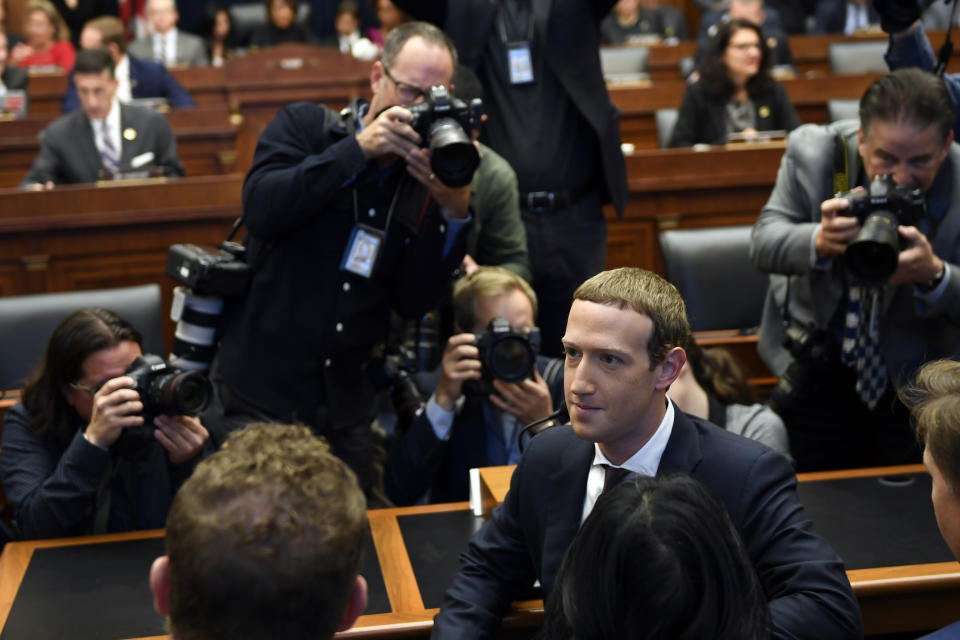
top-left (408, 85), bottom-right (484, 188)
top-left (123, 354), bottom-right (213, 425)
top-left (464, 317), bottom-right (540, 397)
top-left (838, 174), bottom-right (926, 285)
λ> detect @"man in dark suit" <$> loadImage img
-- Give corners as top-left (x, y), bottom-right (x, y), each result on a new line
top-left (812, 0), bottom-right (881, 33)
top-left (61, 15), bottom-right (194, 113)
top-left (0, 30), bottom-right (28, 115)
top-left (697, 0), bottom-right (795, 68)
top-left (385, 266), bottom-right (563, 505)
top-left (393, 0), bottom-right (628, 358)
top-left (432, 268), bottom-right (862, 640)
top-left (21, 47), bottom-right (184, 190)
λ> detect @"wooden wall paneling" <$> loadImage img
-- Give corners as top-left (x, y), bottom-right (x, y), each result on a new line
top-left (604, 216), bottom-right (658, 272)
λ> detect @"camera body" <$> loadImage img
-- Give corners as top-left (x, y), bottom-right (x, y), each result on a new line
top-left (838, 174), bottom-right (926, 285)
top-left (123, 354), bottom-right (213, 425)
top-left (464, 317), bottom-right (540, 397)
top-left (407, 85), bottom-right (484, 187)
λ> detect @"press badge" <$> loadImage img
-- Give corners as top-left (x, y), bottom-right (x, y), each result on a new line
top-left (341, 224), bottom-right (384, 279)
top-left (507, 42), bottom-right (534, 84)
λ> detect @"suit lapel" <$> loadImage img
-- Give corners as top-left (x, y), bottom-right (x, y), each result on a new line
top-left (532, 0), bottom-right (553, 44)
top-left (539, 433), bottom-right (593, 590)
top-left (74, 112), bottom-right (103, 180)
top-left (656, 407), bottom-right (703, 475)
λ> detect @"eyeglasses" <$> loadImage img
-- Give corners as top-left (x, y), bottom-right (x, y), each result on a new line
top-left (69, 381), bottom-right (97, 396)
top-left (381, 62), bottom-right (430, 104)
top-left (729, 42), bottom-right (761, 52)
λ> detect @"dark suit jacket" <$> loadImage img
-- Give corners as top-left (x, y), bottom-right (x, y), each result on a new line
top-left (393, 0), bottom-right (627, 217)
top-left (61, 55), bottom-right (195, 113)
top-left (813, 0), bottom-right (881, 34)
top-left (433, 410), bottom-right (863, 639)
top-left (2, 66), bottom-right (28, 91)
top-left (668, 79), bottom-right (801, 147)
top-left (21, 103), bottom-right (185, 187)
top-left (385, 356), bottom-right (564, 505)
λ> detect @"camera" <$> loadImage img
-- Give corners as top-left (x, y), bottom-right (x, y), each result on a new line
top-left (838, 174), bottom-right (926, 285)
top-left (464, 317), bottom-right (540, 397)
top-left (166, 241), bottom-right (252, 371)
top-left (122, 354), bottom-right (213, 425)
top-left (408, 85), bottom-right (484, 188)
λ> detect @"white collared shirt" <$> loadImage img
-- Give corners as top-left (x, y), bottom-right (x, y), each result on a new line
top-left (153, 29), bottom-right (177, 66)
top-left (91, 97), bottom-right (123, 162)
top-left (115, 54), bottom-right (132, 102)
top-left (581, 399), bottom-right (675, 522)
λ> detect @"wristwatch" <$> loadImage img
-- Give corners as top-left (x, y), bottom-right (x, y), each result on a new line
top-left (918, 263), bottom-right (946, 293)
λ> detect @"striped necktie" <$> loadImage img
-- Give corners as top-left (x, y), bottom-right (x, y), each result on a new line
top-left (841, 285), bottom-right (887, 409)
top-left (100, 120), bottom-right (120, 176)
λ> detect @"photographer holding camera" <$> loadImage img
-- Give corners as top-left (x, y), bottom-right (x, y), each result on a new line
top-left (385, 267), bottom-right (563, 505)
top-left (0, 309), bottom-right (210, 540)
top-left (206, 21), bottom-right (473, 500)
top-left (750, 68), bottom-right (960, 471)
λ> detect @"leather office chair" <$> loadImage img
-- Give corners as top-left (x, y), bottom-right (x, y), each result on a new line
top-left (827, 99), bottom-right (860, 123)
top-left (658, 226), bottom-right (768, 332)
top-left (828, 40), bottom-right (888, 74)
top-left (655, 108), bottom-right (679, 148)
top-left (0, 285), bottom-right (164, 392)
top-left (599, 45), bottom-right (650, 83)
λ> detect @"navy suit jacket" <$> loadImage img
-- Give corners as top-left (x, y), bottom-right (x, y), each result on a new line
top-left (432, 409), bottom-right (863, 639)
top-left (812, 0), bottom-right (881, 34)
top-left (61, 55), bottom-right (195, 113)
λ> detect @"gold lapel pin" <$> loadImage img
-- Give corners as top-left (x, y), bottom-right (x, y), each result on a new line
top-left (758, 105), bottom-right (771, 118)
top-left (123, 127), bottom-right (137, 141)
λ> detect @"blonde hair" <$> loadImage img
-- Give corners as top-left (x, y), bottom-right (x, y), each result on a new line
top-left (453, 266), bottom-right (537, 331)
top-left (25, 0), bottom-right (70, 43)
top-left (900, 360), bottom-right (960, 494)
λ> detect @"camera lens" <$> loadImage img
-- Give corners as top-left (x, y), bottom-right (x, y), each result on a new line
top-left (488, 336), bottom-right (534, 383)
top-left (845, 211), bottom-right (900, 285)
top-left (427, 118), bottom-right (480, 187)
top-left (147, 370), bottom-right (212, 416)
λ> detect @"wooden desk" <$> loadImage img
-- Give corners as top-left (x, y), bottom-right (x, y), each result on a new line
top-left (0, 105), bottom-right (241, 188)
top-left (0, 176), bottom-right (243, 351)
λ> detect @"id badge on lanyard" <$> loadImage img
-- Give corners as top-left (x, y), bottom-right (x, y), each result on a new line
top-left (341, 223), bottom-right (385, 279)
top-left (507, 41), bottom-right (534, 85)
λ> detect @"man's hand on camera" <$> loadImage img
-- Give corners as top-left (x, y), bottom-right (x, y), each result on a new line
top-left (356, 105), bottom-right (421, 160)
top-left (489, 369), bottom-right (553, 427)
top-left (152, 415), bottom-right (209, 464)
top-left (85, 376), bottom-right (143, 449)
top-left (873, 0), bottom-right (922, 34)
top-left (816, 196), bottom-right (861, 259)
top-left (890, 225), bottom-right (944, 286)
top-left (435, 333), bottom-right (481, 411)
top-left (404, 146), bottom-right (470, 219)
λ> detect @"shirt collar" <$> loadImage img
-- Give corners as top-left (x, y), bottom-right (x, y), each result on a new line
top-left (590, 398), bottom-right (675, 476)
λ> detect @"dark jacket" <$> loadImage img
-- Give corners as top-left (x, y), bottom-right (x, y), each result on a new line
top-left (61, 55), bottom-right (195, 113)
top-left (668, 79), bottom-right (801, 147)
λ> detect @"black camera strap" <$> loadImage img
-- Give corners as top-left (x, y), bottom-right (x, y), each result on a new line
top-left (935, 0), bottom-right (960, 77)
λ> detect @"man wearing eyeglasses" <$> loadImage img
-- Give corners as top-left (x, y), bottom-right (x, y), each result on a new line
top-left (205, 21), bottom-right (471, 503)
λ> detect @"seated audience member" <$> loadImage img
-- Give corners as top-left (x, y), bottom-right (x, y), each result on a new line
top-left (454, 65), bottom-right (531, 280)
top-left (10, 0), bottom-right (76, 71)
top-left (432, 267), bottom-right (862, 639)
top-left (540, 474), bottom-right (770, 640)
top-left (670, 339), bottom-right (792, 460)
top-left (813, 0), bottom-right (881, 33)
top-left (149, 423), bottom-right (367, 640)
top-left (0, 30), bottom-right (29, 112)
top-left (385, 267), bottom-right (562, 505)
top-left (328, 0), bottom-right (379, 59)
top-left (697, 0), bottom-right (795, 69)
top-left (22, 48), bottom-right (184, 189)
top-left (0, 308), bottom-right (210, 540)
top-left (197, 2), bottom-right (240, 67)
top-left (670, 18), bottom-right (800, 147)
top-left (129, 0), bottom-right (208, 67)
top-left (601, 0), bottom-right (689, 44)
top-left (249, 0), bottom-right (316, 48)
top-left (900, 359), bottom-right (960, 639)
top-left (376, 0), bottom-right (410, 37)
top-left (50, 0), bottom-right (118, 47)
top-left (62, 15), bottom-right (195, 113)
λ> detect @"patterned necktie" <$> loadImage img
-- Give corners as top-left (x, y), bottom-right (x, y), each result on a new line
top-left (601, 465), bottom-right (631, 496)
top-left (100, 120), bottom-right (119, 176)
top-left (841, 285), bottom-right (887, 409)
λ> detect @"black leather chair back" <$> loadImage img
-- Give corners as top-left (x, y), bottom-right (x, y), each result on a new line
top-left (0, 285), bottom-right (164, 391)
top-left (658, 226), bottom-right (768, 332)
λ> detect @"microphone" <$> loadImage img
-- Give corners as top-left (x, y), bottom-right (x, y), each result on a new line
top-left (517, 400), bottom-right (569, 453)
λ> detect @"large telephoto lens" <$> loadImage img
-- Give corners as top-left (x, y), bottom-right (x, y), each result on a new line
top-left (845, 210), bottom-right (900, 286)
top-left (428, 118), bottom-right (480, 187)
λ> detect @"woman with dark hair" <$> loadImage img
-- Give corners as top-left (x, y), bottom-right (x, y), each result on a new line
top-left (197, 2), bottom-right (240, 67)
top-left (670, 339), bottom-right (792, 460)
top-left (249, 0), bottom-right (316, 48)
top-left (0, 309), bottom-right (209, 540)
top-left (668, 18), bottom-right (800, 147)
top-left (541, 474), bottom-right (770, 640)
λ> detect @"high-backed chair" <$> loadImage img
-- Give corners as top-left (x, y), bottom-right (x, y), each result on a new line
top-left (658, 226), bottom-right (768, 332)
top-left (827, 99), bottom-right (860, 123)
top-left (0, 285), bottom-right (164, 392)
top-left (828, 40), bottom-right (888, 74)
top-left (599, 46), bottom-right (650, 82)
top-left (655, 108), bottom-right (679, 148)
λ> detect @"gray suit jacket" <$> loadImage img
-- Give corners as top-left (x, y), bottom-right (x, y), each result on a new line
top-left (750, 120), bottom-right (960, 383)
top-left (21, 103), bottom-right (185, 186)
top-left (128, 30), bottom-right (209, 67)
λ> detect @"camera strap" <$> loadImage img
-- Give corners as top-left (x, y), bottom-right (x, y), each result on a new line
top-left (833, 129), bottom-right (850, 195)
top-left (935, 0), bottom-right (960, 76)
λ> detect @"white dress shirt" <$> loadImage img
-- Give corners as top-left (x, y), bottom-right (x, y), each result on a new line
top-left (115, 54), bottom-right (133, 102)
